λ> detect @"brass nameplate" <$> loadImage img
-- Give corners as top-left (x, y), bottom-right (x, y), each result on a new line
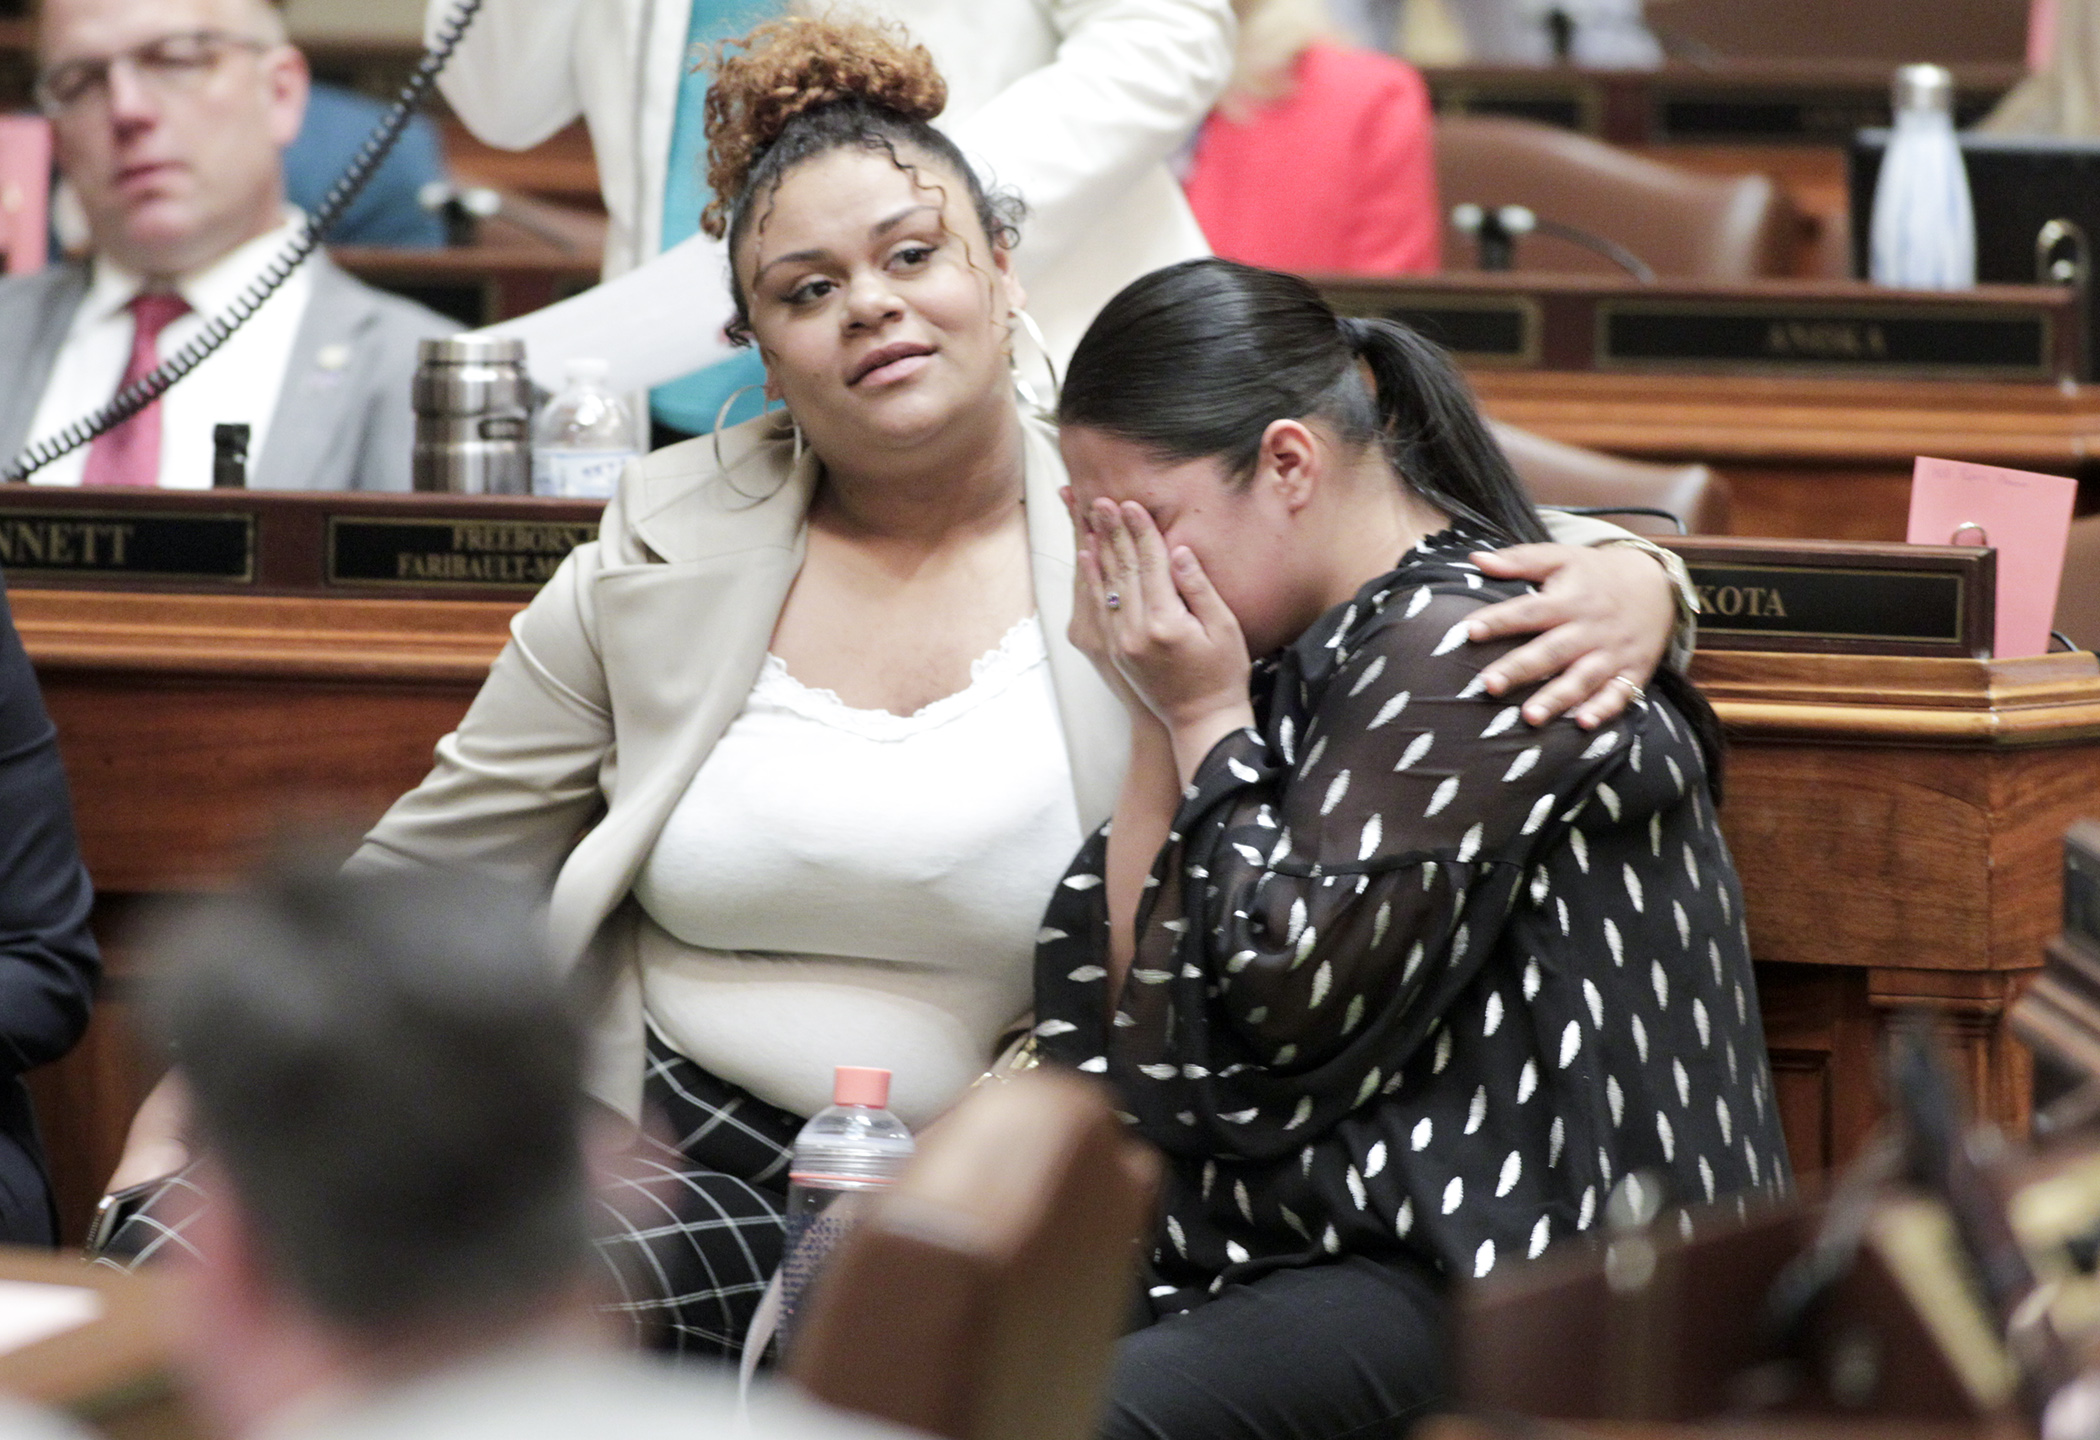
top-left (1599, 300), bottom-right (2054, 380)
top-left (0, 509), bottom-right (253, 582)
top-left (1324, 289), bottom-right (1539, 366)
top-left (1665, 539), bottom-right (1995, 658)
top-left (327, 516), bottom-right (600, 590)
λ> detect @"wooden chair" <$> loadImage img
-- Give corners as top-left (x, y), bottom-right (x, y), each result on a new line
top-left (2056, 514), bottom-right (2100, 653)
top-left (1494, 421), bottom-right (1733, 536)
top-left (1436, 115), bottom-right (1796, 282)
top-left (787, 1070), bottom-right (1162, 1440)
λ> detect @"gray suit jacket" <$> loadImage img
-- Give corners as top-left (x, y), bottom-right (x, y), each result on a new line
top-left (0, 252), bottom-right (460, 491)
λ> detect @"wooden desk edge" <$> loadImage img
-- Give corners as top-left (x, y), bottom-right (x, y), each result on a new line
top-left (0, 1248), bottom-right (175, 1417)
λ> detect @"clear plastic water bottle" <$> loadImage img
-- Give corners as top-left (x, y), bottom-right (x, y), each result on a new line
top-left (1869, 64), bottom-right (1976, 291)
top-left (777, 1066), bottom-right (915, 1350)
top-left (531, 357), bottom-right (641, 499)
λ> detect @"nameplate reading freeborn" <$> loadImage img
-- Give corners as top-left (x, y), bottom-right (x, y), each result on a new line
top-left (1599, 299), bottom-right (2055, 380)
top-left (327, 516), bottom-right (600, 591)
top-left (0, 509), bottom-right (253, 582)
top-left (1661, 539), bottom-right (1995, 658)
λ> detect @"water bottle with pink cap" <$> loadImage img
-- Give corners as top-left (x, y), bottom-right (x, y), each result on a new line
top-left (776, 1065), bottom-right (915, 1348)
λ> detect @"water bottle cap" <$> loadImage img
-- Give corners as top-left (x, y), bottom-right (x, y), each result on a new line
top-left (833, 1066), bottom-right (891, 1108)
top-left (1892, 64), bottom-right (1954, 115)
top-left (563, 357), bottom-right (611, 384)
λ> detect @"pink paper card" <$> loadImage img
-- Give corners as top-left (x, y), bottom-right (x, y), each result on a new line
top-left (1909, 456), bottom-right (2077, 658)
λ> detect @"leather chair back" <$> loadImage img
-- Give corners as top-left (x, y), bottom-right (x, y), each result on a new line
top-left (788, 1070), bottom-right (1162, 1440)
top-left (2056, 514), bottom-right (2100, 652)
top-left (1436, 115), bottom-right (1796, 281)
top-left (1494, 421), bottom-right (1732, 536)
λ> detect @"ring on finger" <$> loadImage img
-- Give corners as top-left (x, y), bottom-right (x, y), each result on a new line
top-left (1609, 674), bottom-right (1647, 707)
top-left (1105, 592), bottom-right (1122, 611)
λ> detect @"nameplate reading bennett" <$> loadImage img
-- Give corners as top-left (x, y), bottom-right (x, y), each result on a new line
top-left (0, 510), bottom-right (253, 582)
top-left (328, 516), bottom-right (601, 591)
top-left (1660, 538), bottom-right (1995, 658)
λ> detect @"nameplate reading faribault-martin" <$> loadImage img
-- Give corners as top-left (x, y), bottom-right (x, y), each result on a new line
top-left (327, 515), bottom-right (601, 591)
top-left (0, 509), bottom-right (254, 582)
top-left (1661, 538), bottom-right (1995, 658)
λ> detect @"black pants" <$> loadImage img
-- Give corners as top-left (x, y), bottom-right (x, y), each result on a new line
top-left (1105, 1254), bottom-right (1447, 1440)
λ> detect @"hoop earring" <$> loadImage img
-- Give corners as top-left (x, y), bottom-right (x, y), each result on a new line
top-left (709, 383), bottom-right (800, 475)
top-left (1010, 307), bottom-right (1060, 409)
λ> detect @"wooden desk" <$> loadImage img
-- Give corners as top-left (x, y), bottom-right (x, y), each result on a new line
top-left (1700, 649), bottom-right (2100, 1176)
top-left (330, 206), bottom-right (606, 328)
top-left (1468, 369), bottom-right (2100, 540)
top-left (0, 1246), bottom-right (191, 1440)
top-left (19, 591), bottom-right (2100, 1231)
top-left (17, 589), bottom-right (516, 1242)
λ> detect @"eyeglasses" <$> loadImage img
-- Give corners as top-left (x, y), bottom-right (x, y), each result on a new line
top-left (33, 30), bottom-right (271, 117)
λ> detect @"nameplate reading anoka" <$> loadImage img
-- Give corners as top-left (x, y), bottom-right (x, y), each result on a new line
top-left (1598, 299), bottom-right (2056, 381)
top-left (1661, 538), bottom-right (1996, 658)
top-left (327, 516), bottom-right (600, 591)
top-left (0, 509), bottom-right (253, 582)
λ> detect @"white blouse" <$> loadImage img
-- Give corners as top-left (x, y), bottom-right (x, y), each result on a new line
top-left (631, 616), bottom-right (1084, 1127)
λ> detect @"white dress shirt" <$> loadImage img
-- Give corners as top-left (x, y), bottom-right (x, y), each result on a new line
top-left (25, 214), bottom-right (316, 490)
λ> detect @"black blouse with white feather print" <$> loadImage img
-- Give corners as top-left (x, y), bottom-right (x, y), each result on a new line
top-left (1032, 526), bottom-right (1790, 1317)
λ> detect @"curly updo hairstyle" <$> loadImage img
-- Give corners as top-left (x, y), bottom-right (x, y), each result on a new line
top-left (699, 17), bottom-right (1024, 344)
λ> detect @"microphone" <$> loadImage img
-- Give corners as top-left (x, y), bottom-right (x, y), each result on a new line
top-left (1449, 203), bottom-right (1657, 282)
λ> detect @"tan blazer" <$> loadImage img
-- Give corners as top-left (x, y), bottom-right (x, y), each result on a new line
top-left (352, 408), bottom-right (1129, 1115)
top-left (353, 405), bottom-right (1654, 1115)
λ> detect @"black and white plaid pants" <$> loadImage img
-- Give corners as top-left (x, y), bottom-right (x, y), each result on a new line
top-left (99, 1032), bottom-right (803, 1361)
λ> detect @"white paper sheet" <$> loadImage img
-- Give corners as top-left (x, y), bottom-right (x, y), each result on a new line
top-left (0, 1280), bottom-right (101, 1354)
top-left (476, 234), bottom-right (738, 395)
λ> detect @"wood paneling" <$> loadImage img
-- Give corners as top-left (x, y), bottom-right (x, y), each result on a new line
top-left (18, 600), bottom-right (2100, 1234)
top-left (1699, 649), bottom-right (2100, 1170)
top-left (1471, 370), bottom-right (2100, 539)
top-left (16, 589), bottom-right (517, 1241)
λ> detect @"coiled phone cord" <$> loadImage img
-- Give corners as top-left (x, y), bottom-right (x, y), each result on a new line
top-left (2, 0), bottom-right (487, 483)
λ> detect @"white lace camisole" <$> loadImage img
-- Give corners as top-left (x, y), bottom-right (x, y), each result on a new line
top-left (630, 616), bottom-right (1084, 1127)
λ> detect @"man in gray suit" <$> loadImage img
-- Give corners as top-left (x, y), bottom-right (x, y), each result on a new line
top-left (0, 0), bottom-right (457, 491)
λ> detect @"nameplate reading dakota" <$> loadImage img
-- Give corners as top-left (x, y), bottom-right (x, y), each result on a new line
top-left (1683, 562), bottom-right (1967, 651)
top-left (0, 510), bottom-right (253, 582)
top-left (327, 516), bottom-right (600, 590)
top-left (1600, 300), bottom-right (2054, 379)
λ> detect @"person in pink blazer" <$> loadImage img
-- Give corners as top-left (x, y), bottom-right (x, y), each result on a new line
top-left (1184, 0), bottom-right (1441, 275)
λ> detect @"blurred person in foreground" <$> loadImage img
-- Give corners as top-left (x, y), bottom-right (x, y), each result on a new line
top-left (1, 0), bottom-right (456, 490)
top-left (149, 861), bottom-right (893, 1440)
top-left (0, 572), bottom-right (98, 1246)
top-left (1182, 0), bottom-right (1441, 276)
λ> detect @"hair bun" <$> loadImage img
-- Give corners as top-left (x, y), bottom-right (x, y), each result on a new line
top-left (700, 18), bottom-right (947, 239)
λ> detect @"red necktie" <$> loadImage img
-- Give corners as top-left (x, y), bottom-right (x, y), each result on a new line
top-left (80, 291), bottom-right (191, 489)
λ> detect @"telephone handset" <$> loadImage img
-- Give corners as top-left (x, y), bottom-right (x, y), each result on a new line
top-left (1, 0), bottom-right (489, 484)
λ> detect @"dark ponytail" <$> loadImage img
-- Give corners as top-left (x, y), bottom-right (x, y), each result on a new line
top-left (1060, 258), bottom-right (1726, 797)
top-left (1059, 259), bottom-right (1548, 546)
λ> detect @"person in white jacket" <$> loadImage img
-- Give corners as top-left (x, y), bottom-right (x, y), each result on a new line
top-left (424, 0), bottom-right (1236, 432)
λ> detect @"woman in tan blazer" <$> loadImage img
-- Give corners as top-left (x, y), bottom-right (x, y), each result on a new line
top-left (104, 17), bottom-right (1687, 1361)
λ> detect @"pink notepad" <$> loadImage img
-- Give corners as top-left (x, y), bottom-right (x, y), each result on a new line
top-left (1908, 456), bottom-right (2077, 658)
